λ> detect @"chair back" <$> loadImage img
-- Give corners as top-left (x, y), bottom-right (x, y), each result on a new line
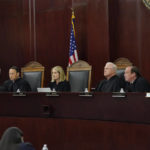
top-left (21, 61), bottom-right (45, 91)
top-left (114, 57), bottom-right (133, 77)
top-left (66, 60), bottom-right (92, 92)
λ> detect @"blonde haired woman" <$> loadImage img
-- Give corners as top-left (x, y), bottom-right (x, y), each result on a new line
top-left (48, 66), bottom-right (70, 92)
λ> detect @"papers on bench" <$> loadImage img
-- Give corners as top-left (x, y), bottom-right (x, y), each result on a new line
top-left (37, 88), bottom-right (51, 93)
top-left (37, 88), bottom-right (59, 97)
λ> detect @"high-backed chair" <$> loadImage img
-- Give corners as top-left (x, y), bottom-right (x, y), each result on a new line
top-left (114, 57), bottom-right (133, 77)
top-left (66, 60), bottom-right (92, 92)
top-left (21, 61), bottom-right (45, 92)
top-left (114, 58), bottom-right (133, 89)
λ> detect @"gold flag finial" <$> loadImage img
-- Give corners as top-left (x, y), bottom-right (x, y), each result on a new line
top-left (71, 9), bottom-right (75, 19)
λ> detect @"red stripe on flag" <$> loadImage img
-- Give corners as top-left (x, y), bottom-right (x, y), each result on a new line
top-left (69, 58), bottom-right (73, 65)
top-left (73, 54), bottom-right (76, 62)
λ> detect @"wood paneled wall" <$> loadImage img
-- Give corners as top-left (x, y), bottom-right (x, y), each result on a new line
top-left (1, 117), bottom-right (150, 150)
top-left (0, 0), bottom-right (150, 86)
top-left (109, 0), bottom-right (150, 81)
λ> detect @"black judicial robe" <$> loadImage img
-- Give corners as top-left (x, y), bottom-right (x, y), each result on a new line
top-left (95, 75), bottom-right (121, 92)
top-left (48, 80), bottom-right (70, 92)
top-left (19, 143), bottom-right (35, 150)
top-left (0, 78), bottom-right (31, 92)
top-left (125, 77), bottom-right (150, 92)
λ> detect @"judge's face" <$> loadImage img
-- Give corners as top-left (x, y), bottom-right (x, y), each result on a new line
top-left (104, 64), bottom-right (114, 78)
top-left (124, 67), bottom-right (135, 82)
top-left (9, 69), bottom-right (19, 81)
top-left (52, 69), bottom-right (60, 81)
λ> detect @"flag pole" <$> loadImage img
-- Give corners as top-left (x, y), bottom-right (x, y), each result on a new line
top-left (68, 3), bottom-right (79, 66)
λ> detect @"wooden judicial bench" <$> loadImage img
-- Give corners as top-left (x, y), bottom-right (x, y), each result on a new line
top-left (0, 92), bottom-right (150, 150)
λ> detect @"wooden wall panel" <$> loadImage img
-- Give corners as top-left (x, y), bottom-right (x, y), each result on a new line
top-left (1, 117), bottom-right (150, 150)
top-left (109, 0), bottom-right (150, 81)
top-left (0, 0), bottom-right (31, 83)
top-left (139, 2), bottom-right (150, 81)
top-left (109, 0), bottom-right (140, 65)
top-left (35, 0), bottom-right (70, 84)
top-left (87, 0), bottom-right (109, 86)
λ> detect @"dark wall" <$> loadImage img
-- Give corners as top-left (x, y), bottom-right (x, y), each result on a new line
top-left (0, 0), bottom-right (150, 86)
top-left (1, 117), bottom-right (150, 150)
top-left (109, 0), bottom-right (150, 80)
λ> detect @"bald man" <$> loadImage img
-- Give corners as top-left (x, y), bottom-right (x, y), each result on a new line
top-left (95, 62), bottom-right (122, 92)
top-left (124, 66), bottom-right (150, 92)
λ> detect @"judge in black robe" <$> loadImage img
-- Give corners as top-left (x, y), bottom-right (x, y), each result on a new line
top-left (0, 127), bottom-right (35, 150)
top-left (48, 80), bottom-right (70, 92)
top-left (124, 66), bottom-right (150, 92)
top-left (2, 78), bottom-right (31, 92)
top-left (96, 75), bottom-right (121, 92)
top-left (48, 66), bottom-right (70, 92)
top-left (0, 66), bottom-right (31, 92)
top-left (95, 62), bottom-right (122, 92)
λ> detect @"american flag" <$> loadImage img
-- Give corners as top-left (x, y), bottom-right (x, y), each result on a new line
top-left (68, 11), bottom-right (78, 66)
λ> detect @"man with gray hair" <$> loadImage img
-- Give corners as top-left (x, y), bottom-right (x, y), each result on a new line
top-left (95, 62), bottom-right (122, 92)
